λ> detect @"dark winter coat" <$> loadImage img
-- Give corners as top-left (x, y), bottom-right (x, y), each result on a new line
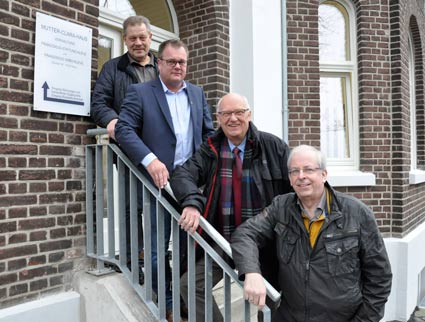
top-left (170, 122), bottom-right (292, 287)
top-left (90, 52), bottom-right (158, 128)
top-left (231, 182), bottom-right (392, 322)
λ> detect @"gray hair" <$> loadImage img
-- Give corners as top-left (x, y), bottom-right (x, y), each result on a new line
top-left (123, 16), bottom-right (151, 35)
top-left (217, 93), bottom-right (250, 112)
top-left (287, 145), bottom-right (327, 170)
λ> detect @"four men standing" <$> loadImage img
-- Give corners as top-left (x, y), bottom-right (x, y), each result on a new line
top-left (91, 15), bottom-right (392, 322)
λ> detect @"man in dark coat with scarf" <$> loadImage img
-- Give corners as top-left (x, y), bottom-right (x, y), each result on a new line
top-left (170, 92), bottom-right (292, 322)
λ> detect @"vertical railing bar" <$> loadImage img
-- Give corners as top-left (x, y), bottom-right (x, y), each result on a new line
top-left (243, 300), bottom-right (250, 322)
top-left (118, 158), bottom-right (127, 268)
top-left (106, 147), bottom-right (115, 259)
top-left (262, 306), bottom-right (271, 322)
top-left (205, 253), bottom-right (213, 322)
top-left (95, 145), bottom-right (105, 270)
top-left (85, 146), bottom-right (94, 255)
top-left (172, 217), bottom-right (181, 321)
top-left (130, 172), bottom-right (139, 285)
top-left (143, 186), bottom-right (153, 301)
top-left (157, 199), bottom-right (166, 320)
top-left (187, 236), bottom-right (196, 321)
top-left (224, 273), bottom-right (231, 322)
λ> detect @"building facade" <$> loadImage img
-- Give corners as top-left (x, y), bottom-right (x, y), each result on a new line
top-left (1, 0), bottom-right (425, 321)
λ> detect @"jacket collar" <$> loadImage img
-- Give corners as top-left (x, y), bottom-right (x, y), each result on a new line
top-left (117, 51), bottom-right (158, 72)
top-left (207, 122), bottom-right (261, 156)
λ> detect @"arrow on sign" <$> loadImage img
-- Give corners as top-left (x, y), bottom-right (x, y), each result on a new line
top-left (42, 82), bottom-right (84, 106)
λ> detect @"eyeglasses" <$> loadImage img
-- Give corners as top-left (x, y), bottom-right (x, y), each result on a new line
top-left (217, 108), bottom-right (249, 119)
top-left (159, 58), bottom-right (187, 67)
top-left (288, 167), bottom-right (322, 177)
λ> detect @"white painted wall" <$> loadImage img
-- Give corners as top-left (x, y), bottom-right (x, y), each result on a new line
top-left (230, 0), bottom-right (283, 138)
top-left (383, 221), bottom-right (425, 321)
top-left (0, 292), bottom-right (80, 322)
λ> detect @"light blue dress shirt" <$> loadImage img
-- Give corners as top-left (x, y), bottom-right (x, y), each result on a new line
top-left (141, 77), bottom-right (193, 169)
top-left (228, 137), bottom-right (246, 161)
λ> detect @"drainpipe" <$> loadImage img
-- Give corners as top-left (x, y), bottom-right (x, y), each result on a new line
top-left (281, 0), bottom-right (289, 143)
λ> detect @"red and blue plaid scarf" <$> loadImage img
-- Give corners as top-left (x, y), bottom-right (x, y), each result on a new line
top-left (219, 138), bottom-right (263, 240)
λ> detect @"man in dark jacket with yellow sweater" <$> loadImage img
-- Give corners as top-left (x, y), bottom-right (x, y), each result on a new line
top-left (231, 145), bottom-right (392, 322)
top-left (170, 92), bottom-right (292, 322)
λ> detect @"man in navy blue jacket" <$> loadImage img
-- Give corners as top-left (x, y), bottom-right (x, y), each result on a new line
top-left (115, 39), bottom-right (214, 321)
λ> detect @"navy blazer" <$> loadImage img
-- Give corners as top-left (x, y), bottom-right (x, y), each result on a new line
top-left (115, 77), bottom-right (215, 174)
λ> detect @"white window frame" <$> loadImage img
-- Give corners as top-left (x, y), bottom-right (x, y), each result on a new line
top-left (408, 32), bottom-right (425, 184)
top-left (319, 0), bottom-right (375, 187)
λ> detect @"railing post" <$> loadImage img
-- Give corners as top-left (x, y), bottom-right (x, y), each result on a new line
top-left (156, 198), bottom-right (166, 320)
top-left (85, 146), bottom-right (94, 255)
top-left (95, 144), bottom-right (105, 271)
top-left (118, 158), bottom-right (127, 269)
top-left (107, 147), bottom-right (115, 260)
top-left (172, 217), bottom-right (181, 321)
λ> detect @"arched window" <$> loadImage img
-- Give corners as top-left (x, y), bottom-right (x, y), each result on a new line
top-left (319, 0), bottom-right (358, 171)
top-left (408, 22), bottom-right (425, 184)
top-left (97, 0), bottom-right (178, 73)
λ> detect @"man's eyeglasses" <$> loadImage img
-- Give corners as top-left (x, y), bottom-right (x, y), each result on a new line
top-left (288, 167), bottom-right (322, 177)
top-left (159, 58), bottom-right (187, 67)
top-left (217, 108), bottom-right (249, 119)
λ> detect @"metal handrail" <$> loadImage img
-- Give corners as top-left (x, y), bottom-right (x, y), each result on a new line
top-left (85, 128), bottom-right (281, 321)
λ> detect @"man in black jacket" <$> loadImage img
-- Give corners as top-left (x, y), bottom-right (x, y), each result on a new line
top-left (90, 15), bottom-right (158, 284)
top-left (231, 145), bottom-right (392, 322)
top-left (170, 92), bottom-right (292, 322)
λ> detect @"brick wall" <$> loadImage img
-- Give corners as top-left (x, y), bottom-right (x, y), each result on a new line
top-left (285, 0), bottom-right (425, 237)
top-left (0, 0), bottom-right (97, 308)
top-left (390, 0), bottom-right (425, 236)
top-left (173, 0), bottom-right (230, 117)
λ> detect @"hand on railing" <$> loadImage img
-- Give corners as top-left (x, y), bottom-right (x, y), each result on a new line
top-left (87, 128), bottom-right (108, 137)
top-left (243, 272), bottom-right (267, 309)
top-left (164, 182), bottom-right (281, 303)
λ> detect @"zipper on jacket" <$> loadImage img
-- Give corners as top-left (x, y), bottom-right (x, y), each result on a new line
top-left (305, 259), bottom-right (310, 321)
top-left (323, 228), bottom-right (359, 240)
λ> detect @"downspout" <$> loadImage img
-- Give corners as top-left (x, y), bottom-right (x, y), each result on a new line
top-left (281, 0), bottom-right (289, 143)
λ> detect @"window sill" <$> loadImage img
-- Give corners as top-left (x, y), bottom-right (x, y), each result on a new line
top-left (409, 169), bottom-right (425, 185)
top-left (327, 171), bottom-right (376, 187)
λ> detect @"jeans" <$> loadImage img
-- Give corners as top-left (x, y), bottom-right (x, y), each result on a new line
top-left (149, 193), bottom-right (173, 310)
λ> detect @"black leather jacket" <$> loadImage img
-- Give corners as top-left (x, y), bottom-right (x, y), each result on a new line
top-left (171, 122), bottom-right (292, 229)
top-left (170, 122), bottom-right (292, 287)
top-left (231, 183), bottom-right (392, 322)
top-left (90, 52), bottom-right (158, 128)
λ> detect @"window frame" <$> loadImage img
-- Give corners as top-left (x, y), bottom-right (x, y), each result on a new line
top-left (408, 31), bottom-right (425, 184)
top-left (319, 0), bottom-right (375, 186)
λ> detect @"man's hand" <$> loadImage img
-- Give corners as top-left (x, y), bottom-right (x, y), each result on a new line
top-left (244, 272), bottom-right (267, 309)
top-left (107, 119), bottom-right (118, 140)
top-left (146, 159), bottom-right (169, 189)
top-left (178, 206), bottom-right (201, 233)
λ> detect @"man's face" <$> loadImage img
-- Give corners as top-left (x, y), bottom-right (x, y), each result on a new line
top-left (288, 150), bottom-right (327, 205)
top-left (123, 23), bottom-right (152, 63)
top-left (217, 94), bottom-right (251, 145)
top-left (158, 45), bottom-right (188, 90)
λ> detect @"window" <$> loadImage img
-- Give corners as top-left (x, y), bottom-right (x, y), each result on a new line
top-left (408, 28), bottom-right (425, 184)
top-left (319, 0), bottom-right (356, 168)
top-left (319, 0), bottom-right (374, 186)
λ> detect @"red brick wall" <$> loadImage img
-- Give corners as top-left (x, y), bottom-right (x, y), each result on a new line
top-left (285, 0), bottom-right (425, 237)
top-left (0, 0), bottom-right (97, 308)
top-left (172, 0), bottom-right (230, 116)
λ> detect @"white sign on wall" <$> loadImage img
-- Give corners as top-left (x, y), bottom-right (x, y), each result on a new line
top-left (33, 12), bottom-right (92, 116)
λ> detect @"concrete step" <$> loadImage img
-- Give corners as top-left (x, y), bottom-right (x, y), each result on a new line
top-left (73, 270), bottom-right (157, 322)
